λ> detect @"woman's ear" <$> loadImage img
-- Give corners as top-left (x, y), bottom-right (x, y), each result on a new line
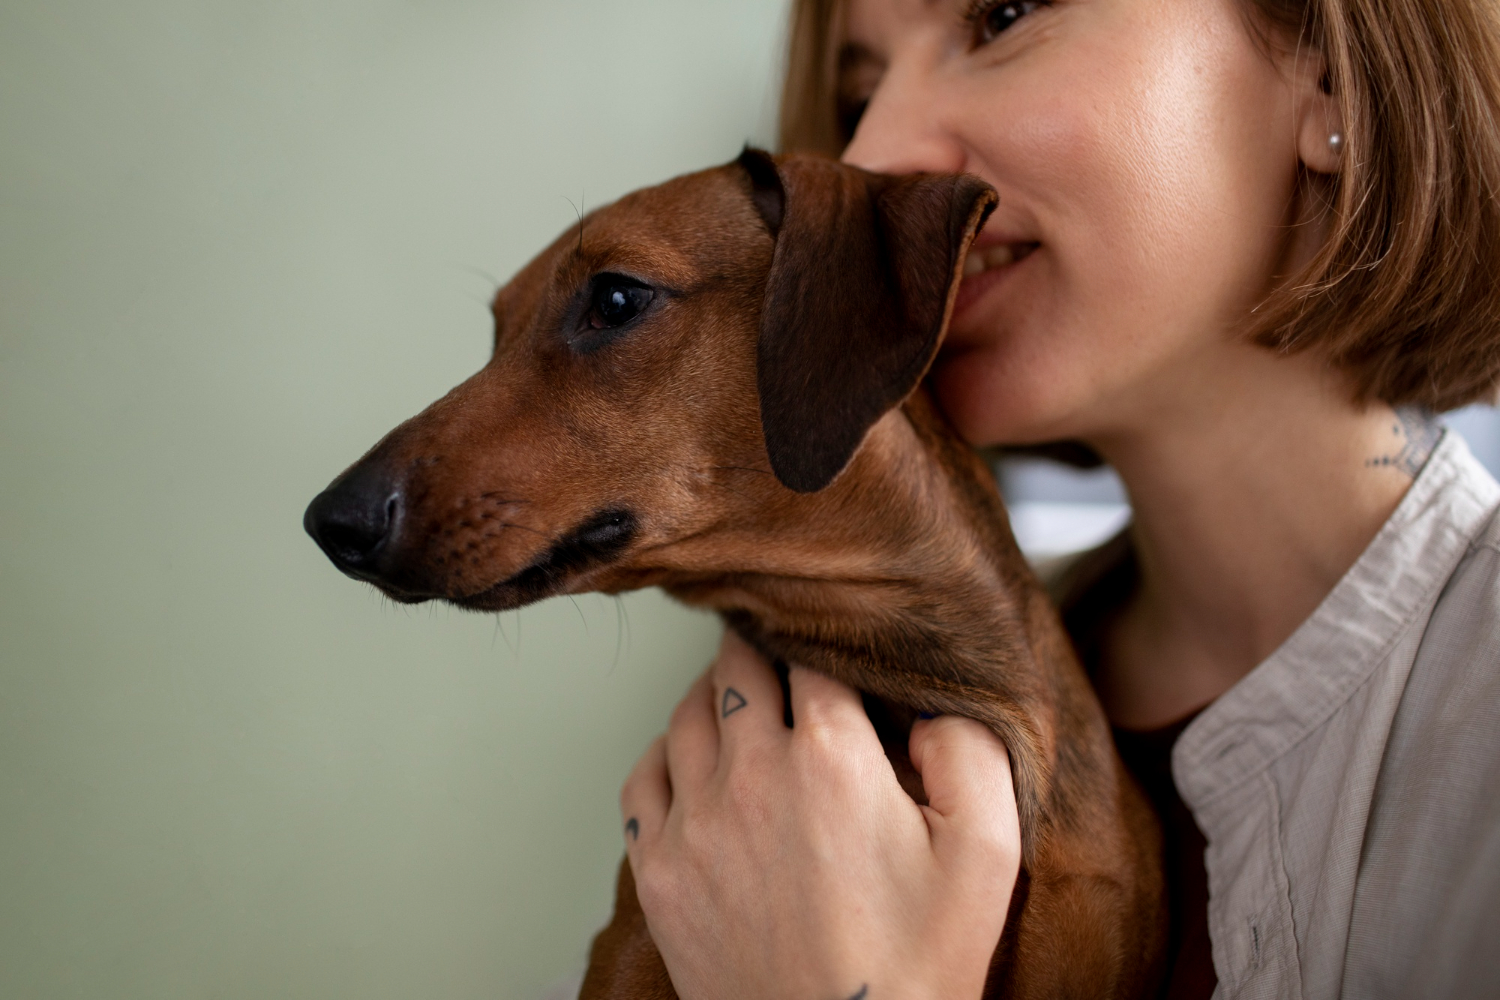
top-left (739, 152), bottom-right (997, 493)
top-left (1291, 52), bottom-right (1345, 175)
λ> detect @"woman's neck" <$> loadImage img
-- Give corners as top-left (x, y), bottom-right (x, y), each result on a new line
top-left (1089, 342), bottom-right (1436, 730)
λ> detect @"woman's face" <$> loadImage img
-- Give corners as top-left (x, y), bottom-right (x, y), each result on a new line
top-left (840, 0), bottom-right (1316, 447)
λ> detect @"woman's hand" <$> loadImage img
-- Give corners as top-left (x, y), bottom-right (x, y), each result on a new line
top-left (620, 631), bottom-right (1021, 1000)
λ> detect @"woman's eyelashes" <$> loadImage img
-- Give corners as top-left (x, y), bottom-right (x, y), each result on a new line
top-left (838, 95), bottom-right (870, 143)
top-left (965, 1), bottom-right (1050, 46)
top-left (836, 46), bottom-right (884, 146)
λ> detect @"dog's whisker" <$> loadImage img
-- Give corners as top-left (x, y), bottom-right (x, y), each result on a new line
top-left (492, 612), bottom-right (512, 654)
top-left (567, 595), bottom-right (589, 631)
top-left (609, 594), bottom-right (626, 675)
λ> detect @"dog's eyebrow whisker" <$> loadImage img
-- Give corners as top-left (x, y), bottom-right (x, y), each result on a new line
top-left (563, 195), bottom-right (586, 256)
top-left (452, 263), bottom-right (502, 296)
top-left (453, 262), bottom-right (501, 283)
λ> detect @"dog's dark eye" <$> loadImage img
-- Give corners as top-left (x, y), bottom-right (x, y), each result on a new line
top-left (588, 277), bottom-right (654, 330)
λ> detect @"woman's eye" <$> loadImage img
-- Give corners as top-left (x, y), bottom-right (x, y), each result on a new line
top-left (969, 1), bottom-right (1046, 45)
top-left (837, 96), bottom-right (870, 144)
top-left (588, 278), bottom-right (654, 329)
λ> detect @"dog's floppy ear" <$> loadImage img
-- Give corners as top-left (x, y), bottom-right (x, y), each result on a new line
top-left (741, 150), bottom-right (997, 493)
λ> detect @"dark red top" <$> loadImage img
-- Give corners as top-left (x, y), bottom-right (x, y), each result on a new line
top-left (1114, 714), bottom-right (1217, 1000)
top-left (1054, 534), bottom-right (1217, 1000)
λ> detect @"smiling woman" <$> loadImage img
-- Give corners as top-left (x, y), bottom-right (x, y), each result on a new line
top-left (612, 0), bottom-right (1500, 997)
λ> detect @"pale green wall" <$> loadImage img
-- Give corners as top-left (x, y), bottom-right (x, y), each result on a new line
top-left (0, 2), bottom-right (787, 996)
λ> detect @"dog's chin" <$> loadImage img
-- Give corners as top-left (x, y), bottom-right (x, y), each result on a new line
top-left (446, 583), bottom-right (544, 613)
top-left (430, 506), bottom-right (642, 614)
top-left (365, 561), bottom-right (583, 612)
top-left (374, 585), bottom-right (432, 606)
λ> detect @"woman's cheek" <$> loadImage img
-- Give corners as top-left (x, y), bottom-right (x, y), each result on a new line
top-left (932, 0), bottom-right (1295, 444)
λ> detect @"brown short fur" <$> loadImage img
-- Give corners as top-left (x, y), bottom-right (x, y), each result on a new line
top-left (306, 151), bottom-right (1166, 998)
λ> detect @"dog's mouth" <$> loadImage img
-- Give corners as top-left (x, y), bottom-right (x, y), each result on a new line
top-left (441, 507), bottom-right (639, 612)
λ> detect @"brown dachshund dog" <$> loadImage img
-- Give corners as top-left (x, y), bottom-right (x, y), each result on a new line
top-left (305, 150), bottom-right (1166, 998)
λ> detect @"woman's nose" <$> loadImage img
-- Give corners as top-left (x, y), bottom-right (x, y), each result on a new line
top-left (840, 67), bottom-right (967, 176)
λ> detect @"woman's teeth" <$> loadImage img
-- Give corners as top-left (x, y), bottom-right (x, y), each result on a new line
top-left (963, 243), bottom-right (1035, 276)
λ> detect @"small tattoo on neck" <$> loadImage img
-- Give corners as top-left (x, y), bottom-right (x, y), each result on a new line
top-left (844, 987), bottom-right (869, 1000)
top-left (721, 687), bottom-right (748, 718)
top-left (625, 818), bottom-right (639, 841)
top-left (1366, 406), bottom-right (1440, 477)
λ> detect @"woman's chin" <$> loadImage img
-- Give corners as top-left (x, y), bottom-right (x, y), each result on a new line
top-left (931, 349), bottom-right (1020, 444)
top-left (931, 348), bottom-right (1080, 448)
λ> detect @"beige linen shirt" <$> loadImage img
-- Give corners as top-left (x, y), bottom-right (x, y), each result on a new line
top-left (1169, 431), bottom-right (1500, 999)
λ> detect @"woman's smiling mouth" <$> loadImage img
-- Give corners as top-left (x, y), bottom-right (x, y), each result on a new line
top-left (963, 240), bottom-right (1039, 276)
top-left (952, 239), bottom-right (1040, 329)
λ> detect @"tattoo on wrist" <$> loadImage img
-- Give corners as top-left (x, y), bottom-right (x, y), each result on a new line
top-left (1367, 407), bottom-right (1440, 476)
top-left (721, 687), bottom-right (748, 718)
top-left (625, 817), bottom-right (639, 841)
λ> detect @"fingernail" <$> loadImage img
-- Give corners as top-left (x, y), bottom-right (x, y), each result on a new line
top-left (918, 711), bottom-right (937, 720)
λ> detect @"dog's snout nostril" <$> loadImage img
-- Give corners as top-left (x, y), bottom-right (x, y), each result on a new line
top-left (303, 473), bottom-right (403, 577)
top-left (319, 515), bottom-right (388, 565)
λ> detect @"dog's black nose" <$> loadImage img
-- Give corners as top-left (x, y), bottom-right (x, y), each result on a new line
top-left (304, 466), bottom-right (402, 577)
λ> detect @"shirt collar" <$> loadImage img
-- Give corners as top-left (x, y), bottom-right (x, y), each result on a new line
top-left (1172, 431), bottom-right (1500, 809)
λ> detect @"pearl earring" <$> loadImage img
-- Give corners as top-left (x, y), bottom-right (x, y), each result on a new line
top-left (1328, 132), bottom-right (1344, 153)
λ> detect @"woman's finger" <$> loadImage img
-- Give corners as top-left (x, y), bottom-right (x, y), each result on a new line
top-left (909, 716), bottom-right (1021, 867)
top-left (786, 665), bottom-right (883, 756)
top-left (665, 671), bottom-right (719, 798)
top-left (620, 735), bottom-right (670, 859)
top-left (709, 631), bottom-right (792, 761)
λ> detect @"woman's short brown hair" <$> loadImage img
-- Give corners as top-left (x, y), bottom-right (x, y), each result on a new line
top-left (779, 0), bottom-right (1500, 412)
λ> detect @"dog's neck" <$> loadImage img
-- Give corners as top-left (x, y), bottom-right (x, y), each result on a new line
top-left (663, 389), bottom-right (1075, 839)
top-left (646, 390), bottom-right (1068, 836)
top-left (663, 390), bottom-right (1038, 681)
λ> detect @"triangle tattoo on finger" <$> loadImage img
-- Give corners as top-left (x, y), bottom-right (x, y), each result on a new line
top-left (722, 687), bottom-right (748, 718)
